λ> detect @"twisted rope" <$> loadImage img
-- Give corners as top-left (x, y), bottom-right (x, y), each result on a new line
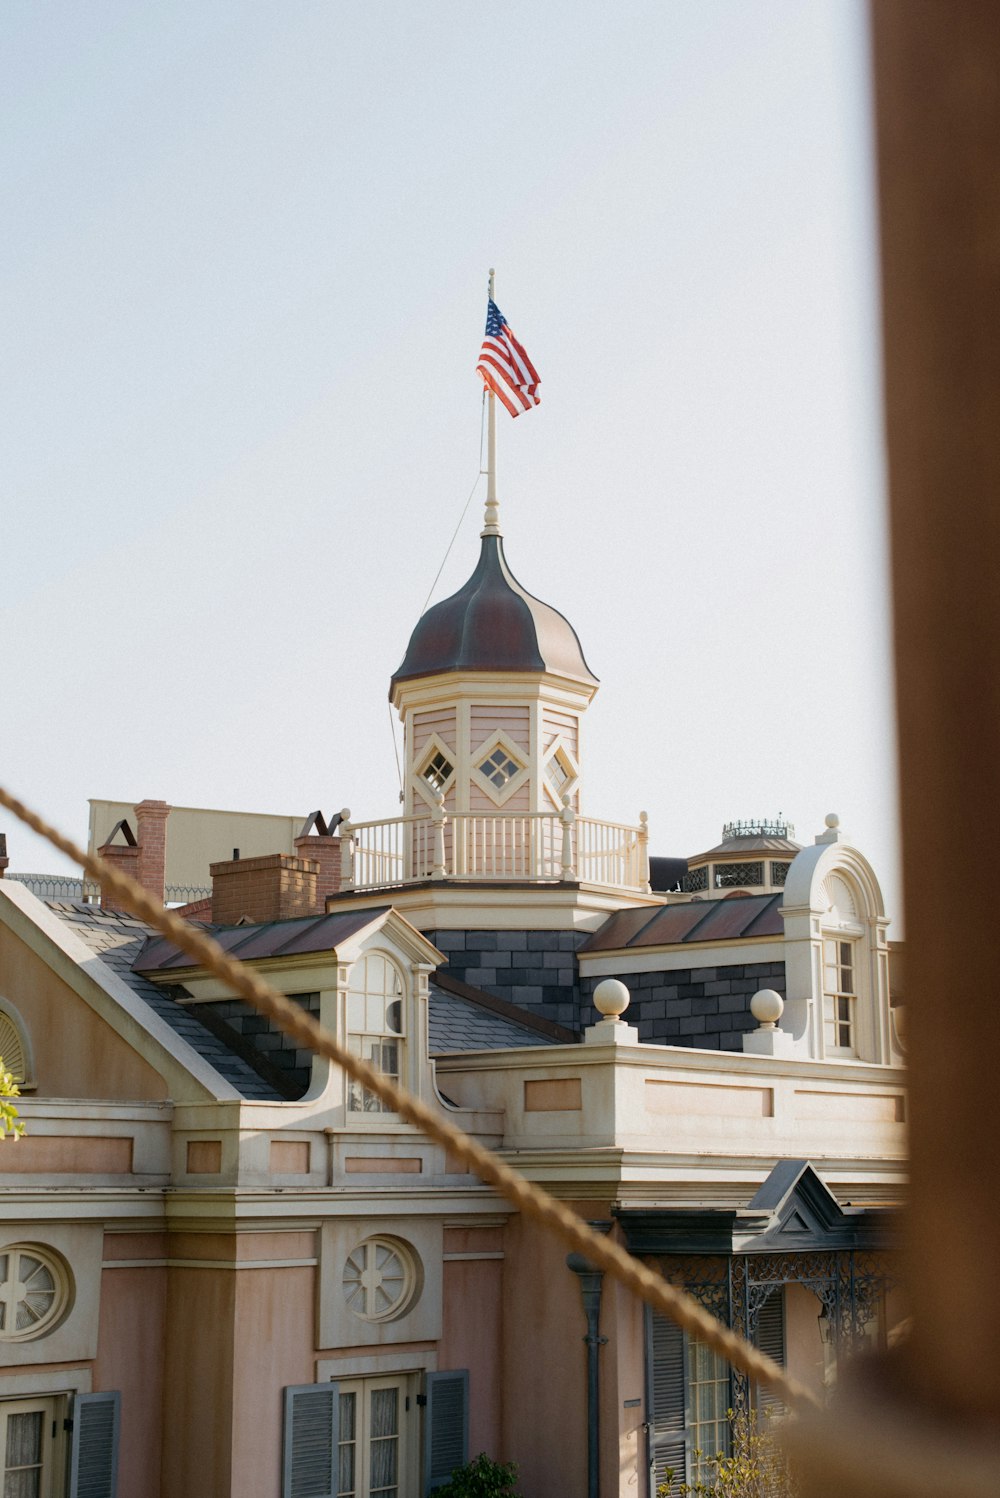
top-left (0, 784), bottom-right (819, 1411)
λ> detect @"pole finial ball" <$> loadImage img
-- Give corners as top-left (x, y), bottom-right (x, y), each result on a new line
top-left (825, 813), bottom-right (840, 829)
top-left (750, 989), bottom-right (784, 1029)
top-left (594, 979), bottom-right (630, 1019)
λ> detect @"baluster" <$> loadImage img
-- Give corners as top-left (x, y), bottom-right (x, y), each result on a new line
top-left (638, 810), bottom-right (650, 892)
top-left (560, 796), bottom-right (577, 880)
top-left (339, 811), bottom-right (354, 890)
top-left (431, 792), bottom-right (447, 879)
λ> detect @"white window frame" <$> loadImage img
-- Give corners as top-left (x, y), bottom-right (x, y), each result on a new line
top-left (413, 735), bottom-right (456, 807)
top-left (346, 953), bottom-right (406, 1117)
top-left (0, 1394), bottom-right (67, 1498)
top-left (335, 1372), bottom-right (418, 1498)
top-left (541, 740), bottom-right (579, 810)
top-left (822, 934), bottom-right (860, 1057)
top-left (470, 729), bottom-right (529, 808)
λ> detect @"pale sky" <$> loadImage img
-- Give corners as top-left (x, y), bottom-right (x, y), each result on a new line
top-left (1, 2), bottom-right (901, 927)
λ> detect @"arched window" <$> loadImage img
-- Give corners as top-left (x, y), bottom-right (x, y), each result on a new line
top-left (0, 1000), bottom-right (34, 1092)
top-left (346, 954), bottom-right (405, 1114)
top-left (819, 873), bottom-right (865, 1057)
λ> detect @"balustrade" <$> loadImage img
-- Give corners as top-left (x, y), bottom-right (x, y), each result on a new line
top-left (339, 807), bottom-right (650, 893)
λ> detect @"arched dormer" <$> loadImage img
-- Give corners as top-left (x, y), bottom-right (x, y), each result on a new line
top-left (780, 821), bottom-right (893, 1063)
top-left (389, 531), bottom-right (598, 851)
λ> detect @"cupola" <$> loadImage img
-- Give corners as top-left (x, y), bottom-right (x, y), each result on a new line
top-left (390, 533), bottom-right (597, 694)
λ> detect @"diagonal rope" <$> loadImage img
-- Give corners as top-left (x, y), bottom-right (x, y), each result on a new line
top-left (0, 784), bottom-right (819, 1411)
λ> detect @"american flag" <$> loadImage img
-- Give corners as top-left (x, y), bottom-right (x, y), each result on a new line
top-left (476, 299), bottom-right (540, 417)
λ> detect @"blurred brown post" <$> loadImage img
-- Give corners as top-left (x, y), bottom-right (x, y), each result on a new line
top-left (873, 0), bottom-right (1000, 1424)
top-left (792, 5), bottom-right (1000, 1491)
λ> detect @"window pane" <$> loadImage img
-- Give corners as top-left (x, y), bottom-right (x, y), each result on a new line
top-left (337, 1391), bottom-right (357, 1498)
top-left (4, 1412), bottom-right (42, 1470)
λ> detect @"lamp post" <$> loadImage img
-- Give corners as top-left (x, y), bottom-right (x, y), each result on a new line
top-left (567, 1221), bottom-right (611, 1498)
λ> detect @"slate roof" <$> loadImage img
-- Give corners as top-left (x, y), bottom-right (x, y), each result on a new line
top-left (579, 893), bottom-right (784, 954)
top-left (45, 901), bottom-right (285, 1100)
top-left (44, 903), bottom-right (558, 1098)
top-left (428, 978), bottom-right (562, 1053)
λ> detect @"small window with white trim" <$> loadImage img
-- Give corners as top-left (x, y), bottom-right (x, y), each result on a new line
top-left (420, 751), bottom-right (454, 794)
top-left (477, 746), bottom-right (523, 790)
top-left (823, 938), bottom-right (857, 1053)
top-left (0, 1395), bottom-right (66, 1497)
top-left (347, 954), bottom-right (405, 1114)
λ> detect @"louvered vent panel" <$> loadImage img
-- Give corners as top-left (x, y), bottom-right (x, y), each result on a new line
top-left (649, 1312), bottom-right (687, 1490)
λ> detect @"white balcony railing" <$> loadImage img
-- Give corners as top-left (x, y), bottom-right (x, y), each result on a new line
top-left (339, 804), bottom-right (650, 894)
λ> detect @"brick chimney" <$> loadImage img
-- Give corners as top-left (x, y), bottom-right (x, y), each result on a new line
top-left (134, 800), bottom-right (170, 903)
top-left (98, 821), bottom-right (141, 913)
top-left (293, 832), bottom-right (343, 906)
top-left (210, 853), bottom-right (319, 926)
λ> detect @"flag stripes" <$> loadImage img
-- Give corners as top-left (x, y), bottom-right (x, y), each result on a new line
top-left (477, 299), bottom-right (540, 417)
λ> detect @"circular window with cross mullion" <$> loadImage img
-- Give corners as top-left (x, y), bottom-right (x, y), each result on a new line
top-left (342, 1237), bottom-right (419, 1323)
top-left (0, 1246), bottom-right (71, 1342)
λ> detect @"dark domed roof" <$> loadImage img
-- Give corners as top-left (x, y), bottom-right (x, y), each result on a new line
top-left (391, 534), bottom-right (598, 696)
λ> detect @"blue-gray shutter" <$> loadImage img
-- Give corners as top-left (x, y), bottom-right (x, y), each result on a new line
top-left (68, 1392), bottom-right (120, 1498)
top-left (753, 1288), bottom-right (786, 1418)
top-left (647, 1311), bottom-right (687, 1495)
top-left (423, 1369), bottom-right (469, 1492)
top-left (282, 1384), bottom-right (339, 1498)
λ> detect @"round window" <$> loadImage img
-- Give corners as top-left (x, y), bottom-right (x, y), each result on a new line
top-left (0, 1245), bottom-right (71, 1341)
top-left (342, 1237), bottom-right (419, 1323)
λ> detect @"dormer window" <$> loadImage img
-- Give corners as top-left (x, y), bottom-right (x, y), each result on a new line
top-left (823, 938), bottom-right (857, 1053)
top-left (478, 747), bottom-right (522, 790)
top-left (347, 953), bottom-right (405, 1114)
top-left (421, 751), bottom-right (454, 794)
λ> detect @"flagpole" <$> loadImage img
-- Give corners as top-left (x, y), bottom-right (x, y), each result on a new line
top-left (483, 267), bottom-right (501, 535)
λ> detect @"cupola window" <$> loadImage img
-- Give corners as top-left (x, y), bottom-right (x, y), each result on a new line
top-left (545, 755), bottom-right (570, 796)
top-left (421, 751), bottom-right (454, 794)
top-left (478, 747), bottom-right (522, 790)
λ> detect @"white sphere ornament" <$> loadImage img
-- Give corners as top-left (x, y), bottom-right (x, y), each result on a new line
top-left (593, 979), bottom-right (630, 1019)
top-left (750, 989), bottom-right (784, 1029)
top-left (825, 813), bottom-right (839, 830)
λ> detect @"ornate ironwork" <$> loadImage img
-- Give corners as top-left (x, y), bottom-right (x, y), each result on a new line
top-left (769, 860), bottom-right (791, 887)
top-left (681, 865), bottom-right (709, 893)
top-left (714, 861), bottom-right (764, 888)
top-left (722, 819), bottom-right (795, 840)
top-left (654, 1246), bottom-right (898, 1411)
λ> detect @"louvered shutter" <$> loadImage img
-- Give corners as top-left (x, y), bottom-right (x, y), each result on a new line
top-left (68, 1392), bottom-right (120, 1498)
top-left (282, 1384), bottom-right (339, 1498)
top-left (423, 1369), bottom-right (468, 1492)
top-left (753, 1289), bottom-right (786, 1419)
top-left (647, 1312), bottom-right (687, 1494)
